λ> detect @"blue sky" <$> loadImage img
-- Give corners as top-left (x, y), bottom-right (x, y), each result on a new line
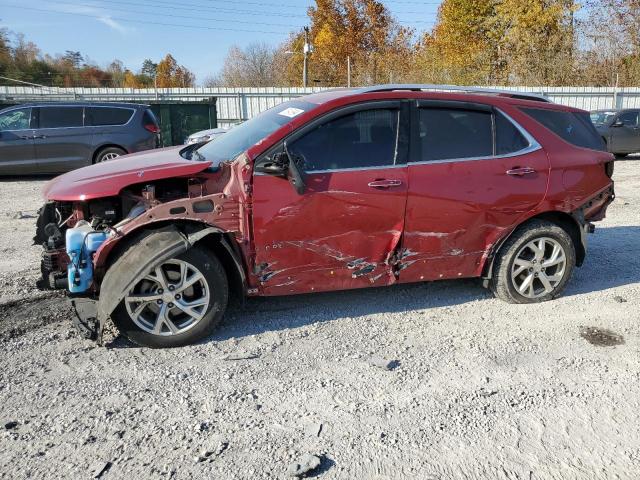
top-left (0, 0), bottom-right (441, 85)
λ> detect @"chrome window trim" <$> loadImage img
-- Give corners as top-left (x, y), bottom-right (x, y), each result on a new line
top-left (409, 107), bottom-right (542, 166)
top-left (255, 163), bottom-right (407, 176)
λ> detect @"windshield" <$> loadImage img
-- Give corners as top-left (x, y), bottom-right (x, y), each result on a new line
top-left (590, 111), bottom-right (617, 126)
top-left (196, 100), bottom-right (318, 166)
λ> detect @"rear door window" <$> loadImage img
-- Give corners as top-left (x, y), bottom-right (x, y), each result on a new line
top-left (289, 108), bottom-right (400, 171)
top-left (495, 111), bottom-right (529, 155)
top-left (85, 107), bottom-right (133, 126)
top-left (418, 108), bottom-right (493, 161)
top-left (38, 106), bottom-right (84, 129)
top-left (521, 107), bottom-right (605, 151)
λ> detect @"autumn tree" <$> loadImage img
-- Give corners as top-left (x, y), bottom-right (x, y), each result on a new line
top-left (282, 0), bottom-right (414, 87)
top-left (156, 54), bottom-right (195, 87)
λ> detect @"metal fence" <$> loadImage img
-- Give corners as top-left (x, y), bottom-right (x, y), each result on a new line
top-left (1, 85), bottom-right (640, 127)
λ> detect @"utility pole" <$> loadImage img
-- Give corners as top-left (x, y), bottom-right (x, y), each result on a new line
top-left (347, 56), bottom-right (351, 88)
top-left (303, 27), bottom-right (310, 88)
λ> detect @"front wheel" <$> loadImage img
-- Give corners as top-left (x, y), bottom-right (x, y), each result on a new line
top-left (111, 247), bottom-right (228, 347)
top-left (490, 220), bottom-right (576, 304)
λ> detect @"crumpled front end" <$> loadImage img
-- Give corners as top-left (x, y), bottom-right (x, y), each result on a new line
top-left (35, 154), bottom-right (250, 342)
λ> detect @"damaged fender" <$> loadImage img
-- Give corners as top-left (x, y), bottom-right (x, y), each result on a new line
top-left (78, 225), bottom-right (222, 344)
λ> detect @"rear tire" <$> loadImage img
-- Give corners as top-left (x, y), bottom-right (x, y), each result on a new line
top-left (111, 246), bottom-right (228, 348)
top-left (490, 220), bottom-right (576, 304)
top-left (95, 146), bottom-right (126, 163)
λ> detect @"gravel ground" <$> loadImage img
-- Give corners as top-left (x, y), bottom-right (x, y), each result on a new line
top-left (1, 160), bottom-right (639, 480)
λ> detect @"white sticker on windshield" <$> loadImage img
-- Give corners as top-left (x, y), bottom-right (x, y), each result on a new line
top-left (278, 107), bottom-right (304, 118)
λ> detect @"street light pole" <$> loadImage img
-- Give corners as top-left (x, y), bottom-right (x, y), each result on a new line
top-left (303, 27), bottom-right (310, 88)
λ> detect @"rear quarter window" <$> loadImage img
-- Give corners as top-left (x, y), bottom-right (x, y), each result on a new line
top-left (521, 107), bottom-right (606, 151)
top-left (86, 107), bottom-right (133, 126)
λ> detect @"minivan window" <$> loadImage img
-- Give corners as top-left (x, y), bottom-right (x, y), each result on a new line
top-left (196, 100), bottom-right (318, 166)
top-left (289, 108), bottom-right (399, 171)
top-left (521, 108), bottom-right (606, 151)
top-left (0, 108), bottom-right (31, 131)
top-left (419, 108), bottom-right (493, 161)
top-left (39, 106), bottom-right (84, 129)
top-left (616, 110), bottom-right (639, 127)
top-left (86, 107), bottom-right (133, 126)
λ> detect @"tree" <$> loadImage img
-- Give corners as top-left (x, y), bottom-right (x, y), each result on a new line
top-left (156, 54), bottom-right (195, 87)
top-left (213, 42), bottom-right (286, 87)
top-left (62, 50), bottom-right (83, 69)
top-left (283, 0), bottom-right (414, 87)
top-left (141, 59), bottom-right (157, 78)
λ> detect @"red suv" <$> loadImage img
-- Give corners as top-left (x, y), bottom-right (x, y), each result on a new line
top-left (35, 85), bottom-right (615, 348)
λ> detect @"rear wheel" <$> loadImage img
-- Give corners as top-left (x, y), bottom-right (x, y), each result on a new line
top-left (490, 220), bottom-right (576, 304)
top-left (95, 146), bottom-right (126, 163)
top-left (111, 247), bottom-right (228, 347)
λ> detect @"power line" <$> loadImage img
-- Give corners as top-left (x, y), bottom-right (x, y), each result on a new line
top-left (42, 0), bottom-right (304, 28)
top-left (69, 0), bottom-right (437, 24)
top-left (0, 3), bottom-right (290, 35)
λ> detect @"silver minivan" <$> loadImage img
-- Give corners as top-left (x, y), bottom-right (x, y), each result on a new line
top-left (0, 102), bottom-right (160, 175)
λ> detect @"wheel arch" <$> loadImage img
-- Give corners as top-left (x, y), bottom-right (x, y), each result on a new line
top-left (482, 210), bottom-right (585, 281)
top-left (92, 144), bottom-right (129, 164)
top-left (99, 219), bottom-right (247, 300)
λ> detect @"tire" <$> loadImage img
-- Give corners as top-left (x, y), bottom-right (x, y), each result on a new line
top-left (111, 246), bottom-right (228, 348)
top-left (490, 220), bottom-right (576, 304)
top-left (95, 146), bottom-right (126, 163)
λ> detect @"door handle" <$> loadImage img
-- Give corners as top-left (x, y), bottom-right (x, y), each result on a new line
top-left (506, 167), bottom-right (536, 176)
top-left (33, 135), bottom-right (47, 139)
top-left (367, 179), bottom-right (403, 189)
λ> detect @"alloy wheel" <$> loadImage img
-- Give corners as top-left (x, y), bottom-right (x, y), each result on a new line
top-left (125, 259), bottom-right (210, 336)
top-left (511, 237), bottom-right (567, 299)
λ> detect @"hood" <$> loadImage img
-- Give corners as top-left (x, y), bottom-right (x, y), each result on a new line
top-left (43, 146), bottom-right (212, 201)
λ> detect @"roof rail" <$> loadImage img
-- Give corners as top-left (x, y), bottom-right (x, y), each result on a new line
top-left (356, 84), bottom-right (551, 103)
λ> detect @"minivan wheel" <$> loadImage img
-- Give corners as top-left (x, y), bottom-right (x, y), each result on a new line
top-left (490, 220), bottom-right (576, 304)
top-left (111, 247), bottom-right (228, 348)
top-left (95, 147), bottom-right (126, 163)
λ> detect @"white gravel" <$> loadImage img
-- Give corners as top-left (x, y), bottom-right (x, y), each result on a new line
top-left (1, 160), bottom-right (639, 479)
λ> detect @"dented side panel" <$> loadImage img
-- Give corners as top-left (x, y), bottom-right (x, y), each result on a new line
top-left (251, 168), bottom-right (408, 295)
top-left (400, 147), bottom-right (551, 282)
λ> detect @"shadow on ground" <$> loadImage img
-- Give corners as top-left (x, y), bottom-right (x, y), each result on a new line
top-left (98, 225), bottom-right (640, 348)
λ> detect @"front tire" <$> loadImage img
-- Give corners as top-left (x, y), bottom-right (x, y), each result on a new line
top-left (490, 220), bottom-right (576, 304)
top-left (111, 247), bottom-right (228, 348)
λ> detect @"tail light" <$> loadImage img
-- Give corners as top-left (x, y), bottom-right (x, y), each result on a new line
top-left (605, 160), bottom-right (614, 178)
top-left (144, 123), bottom-right (160, 134)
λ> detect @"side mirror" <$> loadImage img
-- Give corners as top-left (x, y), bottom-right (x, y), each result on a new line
top-left (256, 151), bottom-right (289, 177)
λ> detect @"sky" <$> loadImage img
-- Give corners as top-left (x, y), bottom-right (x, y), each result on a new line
top-left (0, 0), bottom-right (441, 85)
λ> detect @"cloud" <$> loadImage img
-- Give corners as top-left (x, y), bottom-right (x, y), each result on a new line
top-left (97, 16), bottom-right (128, 34)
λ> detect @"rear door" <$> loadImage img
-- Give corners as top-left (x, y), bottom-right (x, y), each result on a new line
top-left (251, 101), bottom-right (410, 295)
top-left (34, 106), bottom-right (92, 173)
top-left (399, 100), bottom-right (550, 282)
top-left (0, 107), bottom-right (37, 175)
top-left (610, 110), bottom-right (640, 153)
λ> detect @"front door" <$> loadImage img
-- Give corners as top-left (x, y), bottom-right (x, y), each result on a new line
top-left (399, 101), bottom-right (550, 283)
top-left (251, 102), bottom-right (409, 295)
top-left (0, 107), bottom-right (37, 175)
top-left (610, 110), bottom-right (640, 153)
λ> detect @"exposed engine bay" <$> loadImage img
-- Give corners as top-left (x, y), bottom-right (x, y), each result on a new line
top-left (35, 179), bottom-right (193, 291)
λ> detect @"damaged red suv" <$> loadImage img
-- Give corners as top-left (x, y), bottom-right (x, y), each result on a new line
top-left (35, 85), bottom-right (615, 348)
